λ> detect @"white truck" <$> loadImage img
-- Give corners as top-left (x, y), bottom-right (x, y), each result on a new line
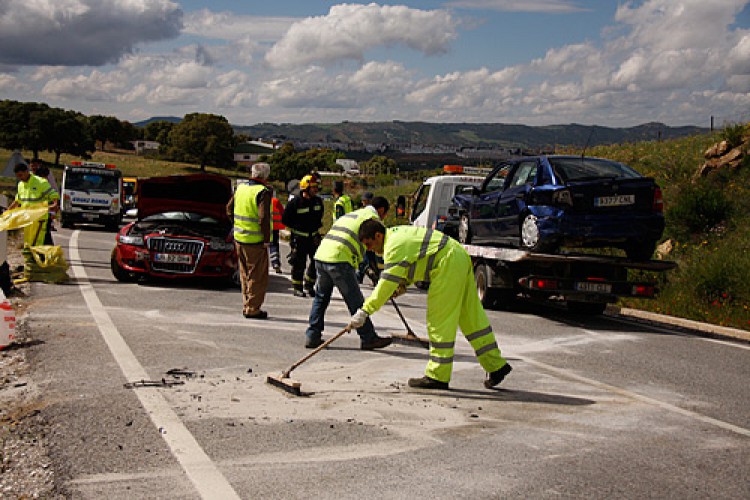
top-left (409, 169), bottom-right (675, 315)
top-left (60, 161), bottom-right (123, 231)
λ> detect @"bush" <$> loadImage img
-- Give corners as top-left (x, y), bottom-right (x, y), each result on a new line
top-left (666, 182), bottom-right (733, 241)
top-left (720, 123), bottom-right (748, 149)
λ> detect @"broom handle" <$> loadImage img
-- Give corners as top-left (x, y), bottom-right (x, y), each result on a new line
top-left (390, 298), bottom-right (416, 336)
top-left (282, 325), bottom-right (351, 378)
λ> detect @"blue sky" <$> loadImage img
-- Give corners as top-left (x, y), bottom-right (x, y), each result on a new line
top-left (1, 1), bottom-right (749, 128)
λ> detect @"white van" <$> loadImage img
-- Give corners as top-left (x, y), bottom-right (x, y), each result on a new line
top-left (60, 161), bottom-right (123, 231)
top-left (410, 174), bottom-right (484, 231)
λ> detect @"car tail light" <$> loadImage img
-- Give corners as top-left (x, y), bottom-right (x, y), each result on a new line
top-left (522, 277), bottom-right (559, 290)
top-left (653, 187), bottom-right (664, 213)
top-left (632, 284), bottom-right (655, 297)
top-left (553, 188), bottom-right (573, 206)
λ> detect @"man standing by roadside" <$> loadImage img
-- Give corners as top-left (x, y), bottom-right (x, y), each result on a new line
top-left (350, 221), bottom-right (512, 390)
top-left (227, 163), bottom-right (272, 320)
top-left (305, 196), bottom-right (393, 350)
top-left (332, 180), bottom-right (353, 221)
top-left (282, 175), bottom-right (324, 297)
top-left (8, 162), bottom-right (59, 246)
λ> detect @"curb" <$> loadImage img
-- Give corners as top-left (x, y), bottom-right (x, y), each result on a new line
top-left (608, 306), bottom-right (750, 343)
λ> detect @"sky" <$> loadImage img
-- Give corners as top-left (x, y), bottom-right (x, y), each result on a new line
top-left (1, 1), bottom-right (749, 128)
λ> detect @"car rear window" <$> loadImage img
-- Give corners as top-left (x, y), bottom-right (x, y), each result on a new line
top-left (550, 158), bottom-right (641, 182)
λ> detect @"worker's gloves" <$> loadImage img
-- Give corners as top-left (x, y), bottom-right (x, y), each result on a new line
top-left (391, 284), bottom-right (407, 299)
top-left (349, 308), bottom-right (369, 329)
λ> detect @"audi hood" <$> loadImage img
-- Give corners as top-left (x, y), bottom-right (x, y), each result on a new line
top-left (137, 174), bottom-right (232, 221)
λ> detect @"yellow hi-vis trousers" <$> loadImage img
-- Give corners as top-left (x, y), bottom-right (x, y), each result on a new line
top-left (425, 244), bottom-right (507, 383)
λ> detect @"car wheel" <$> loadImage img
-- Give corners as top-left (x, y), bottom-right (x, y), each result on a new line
top-left (110, 249), bottom-right (136, 282)
top-left (458, 214), bottom-right (472, 244)
top-left (624, 239), bottom-right (657, 262)
top-left (520, 213), bottom-right (557, 253)
top-left (474, 262), bottom-right (498, 308)
top-left (567, 301), bottom-right (607, 316)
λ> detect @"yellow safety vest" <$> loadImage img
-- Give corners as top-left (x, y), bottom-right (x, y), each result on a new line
top-left (315, 207), bottom-right (378, 267)
top-left (233, 183), bottom-right (269, 244)
top-left (16, 175), bottom-right (58, 221)
top-left (333, 194), bottom-right (353, 220)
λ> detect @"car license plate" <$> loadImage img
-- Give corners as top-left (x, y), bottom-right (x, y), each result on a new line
top-left (594, 194), bottom-right (635, 207)
top-left (82, 213), bottom-right (96, 220)
top-left (154, 253), bottom-right (192, 264)
top-left (575, 281), bottom-right (612, 294)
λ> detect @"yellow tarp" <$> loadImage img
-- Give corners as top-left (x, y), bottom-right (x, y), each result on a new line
top-left (22, 245), bottom-right (69, 283)
top-left (0, 205), bottom-right (48, 231)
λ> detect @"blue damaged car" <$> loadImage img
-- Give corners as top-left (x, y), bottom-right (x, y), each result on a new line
top-left (449, 155), bottom-right (665, 261)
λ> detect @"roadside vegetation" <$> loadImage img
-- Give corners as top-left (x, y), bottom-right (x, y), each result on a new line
top-left (2, 120), bottom-right (748, 331)
top-left (577, 123), bottom-right (750, 331)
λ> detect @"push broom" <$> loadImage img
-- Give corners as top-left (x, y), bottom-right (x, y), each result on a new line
top-left (388, 298), bottom-right (429, 349)
top-left (266, 325), bottom-right (351, 396)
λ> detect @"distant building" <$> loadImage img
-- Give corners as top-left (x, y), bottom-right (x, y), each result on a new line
top-left (234, 140), bottom-right (279, 166)
top-left (131, 140), bottom-right (160, 155)
top-left (335, 159), bottom-right (360, 176)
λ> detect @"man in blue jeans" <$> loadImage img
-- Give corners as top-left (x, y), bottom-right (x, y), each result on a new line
top-left (305, 196), bottom-right (392, 350)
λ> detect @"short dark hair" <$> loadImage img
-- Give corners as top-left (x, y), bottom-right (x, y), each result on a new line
top-left (359, 218), bottom-right (385, 241)
top-left (333, 181), bottom-right (344, 194)
top-left (14, 163), bottom-right (29, 173)
top-left (370, 196), bottom-right (389, 214)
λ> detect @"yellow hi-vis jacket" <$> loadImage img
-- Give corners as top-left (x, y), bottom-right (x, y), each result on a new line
top-left (362, 225), bottom-right (451, 315)
top-left (233, 183), bottom-right (270, 244)
top-left (333, 194), bottom-right (353, 220)
top-left (16, 174), bottom-right (59, 222)
top-left (315, 206), bottom-right (379, 268)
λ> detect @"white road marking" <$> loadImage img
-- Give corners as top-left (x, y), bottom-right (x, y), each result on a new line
top-left (69, 231), bottom-right (240, 500)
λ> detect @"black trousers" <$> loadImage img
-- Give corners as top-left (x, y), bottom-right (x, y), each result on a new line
top-left (291, 236), bottom-right (318, 291)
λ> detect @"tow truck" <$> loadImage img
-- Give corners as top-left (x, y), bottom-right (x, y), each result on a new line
top-left (409, 165), bottom-right (676, 315)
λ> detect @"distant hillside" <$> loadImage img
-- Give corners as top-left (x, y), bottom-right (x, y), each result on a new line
top-left (134, 116), bottom-right (182, 127)
top-left (232, 121), bottom-right (707, 149)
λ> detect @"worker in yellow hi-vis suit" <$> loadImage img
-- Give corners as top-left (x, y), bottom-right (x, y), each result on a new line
top-left (350, 220), bottom-right (512, 390)
top-left (7, 162), bottom-right (59, 246)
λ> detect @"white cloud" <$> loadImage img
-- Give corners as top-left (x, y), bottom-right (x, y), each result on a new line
top-left (266, 4), bottom-right (457, 69)
top-left (0, 0), bottom-right (182, 66)
top-left (182, 9), bottom-right (296, 42)
top-left (445, 0), bottom-right (588, 13)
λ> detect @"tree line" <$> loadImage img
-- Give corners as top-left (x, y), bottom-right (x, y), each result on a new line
top-left (0, 100), bottom-right (398, 180)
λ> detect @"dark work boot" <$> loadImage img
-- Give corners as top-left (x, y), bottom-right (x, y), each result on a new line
top-left (293, 289), bottom-right (307, 298)
top-left (360, 336), bottom-right (392, 350)
top-left (408, 376), bottom-right (449, 390)
top-left (305, 336), bottom-right (325, 349)
top-left (484, 363), bottom-right (512, 389)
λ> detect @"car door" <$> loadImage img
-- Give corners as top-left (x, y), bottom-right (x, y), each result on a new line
top-left (470, 163), bottom-right (512, 243)
top-left (494, 160), bottom-right (539, 243)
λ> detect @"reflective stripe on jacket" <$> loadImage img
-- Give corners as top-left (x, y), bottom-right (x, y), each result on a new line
top-left (315, 206), bottom-right (378, 267)
top-left (362, 226), bottom-right (452, 315)
top-left (233, 183), bottom-right (269, 244)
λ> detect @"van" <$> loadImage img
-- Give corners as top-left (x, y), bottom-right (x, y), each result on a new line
top-left (60, 161), bottom-right (123, 230)
top-left (122, 177), bottom-right (138, 214)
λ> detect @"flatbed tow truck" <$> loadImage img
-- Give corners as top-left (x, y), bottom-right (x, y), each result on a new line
top-left (464, 244), bottom-right (676, 315)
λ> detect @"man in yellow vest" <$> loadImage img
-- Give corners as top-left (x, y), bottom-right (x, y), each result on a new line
top-left (227, 163), bottom-right (272, 319)
top-left (8, 161), bottom-right (59, 246)
top-left (305, 196), bottom-right (393, 350)
top-left (351, 220), bottom-right (512, 389)
top-left (333, 181), bottom-right (353, 221)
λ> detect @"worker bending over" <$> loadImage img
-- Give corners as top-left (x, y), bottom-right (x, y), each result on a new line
top-left (350, 220), bottom-right (512, 390)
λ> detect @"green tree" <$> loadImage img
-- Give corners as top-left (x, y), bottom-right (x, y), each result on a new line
top-left (0, 100), bottom-right (50, 157)
top-left (88, 115), bottom-right (124, 151)
top-left (361, 155), bottom-right (398, 175)
top-left (167, 113), bottom-right (235, 171)
top-left (43, 108), bottom-right (95, 165)
top-left (143, 120), bottom-right (175, 144)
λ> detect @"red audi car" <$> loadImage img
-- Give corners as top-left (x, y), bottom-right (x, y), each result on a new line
top-left (110, 173), bottom-right (238, 285)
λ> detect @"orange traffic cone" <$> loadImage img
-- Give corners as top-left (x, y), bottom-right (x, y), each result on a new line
top-left (0, 290), bottom-right (16, 350)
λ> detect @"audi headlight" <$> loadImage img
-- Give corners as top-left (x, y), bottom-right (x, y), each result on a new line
top-left (118, 234), bottom-right (144, 246)
top-left (209, 239), bottom-right (234, 251)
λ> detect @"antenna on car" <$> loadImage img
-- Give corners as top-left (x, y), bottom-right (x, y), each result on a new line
top-left (581, 126), bottom-right (595, 159)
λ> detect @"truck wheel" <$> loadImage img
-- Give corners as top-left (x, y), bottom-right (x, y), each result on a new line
top-left (458, 215), bottom-right (472, 244)
top-left (474, 263), bottom-right (498, 308)
top-left (624, 239), bottom-right (657, 261)
top-left (111, 250), bottom-right (137, 283)
top-left (61, 217), bottom-right (73, 229)
top-left (567, 301), bottom-right (607, 315)
top-left (520, 213), bottom-right (557, 253)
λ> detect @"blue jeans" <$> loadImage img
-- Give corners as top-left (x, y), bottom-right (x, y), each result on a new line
top-left (306, 260), bottom-right (377, 345)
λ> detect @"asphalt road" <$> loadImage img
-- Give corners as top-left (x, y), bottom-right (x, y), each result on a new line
top-left (21, 225), bottom-right (750, 499)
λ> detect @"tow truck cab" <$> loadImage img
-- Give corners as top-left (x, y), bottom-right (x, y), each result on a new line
top-left (60, 161), bottom-right (123, 231)
top-left (410, 166), bottom-right (486, 231)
